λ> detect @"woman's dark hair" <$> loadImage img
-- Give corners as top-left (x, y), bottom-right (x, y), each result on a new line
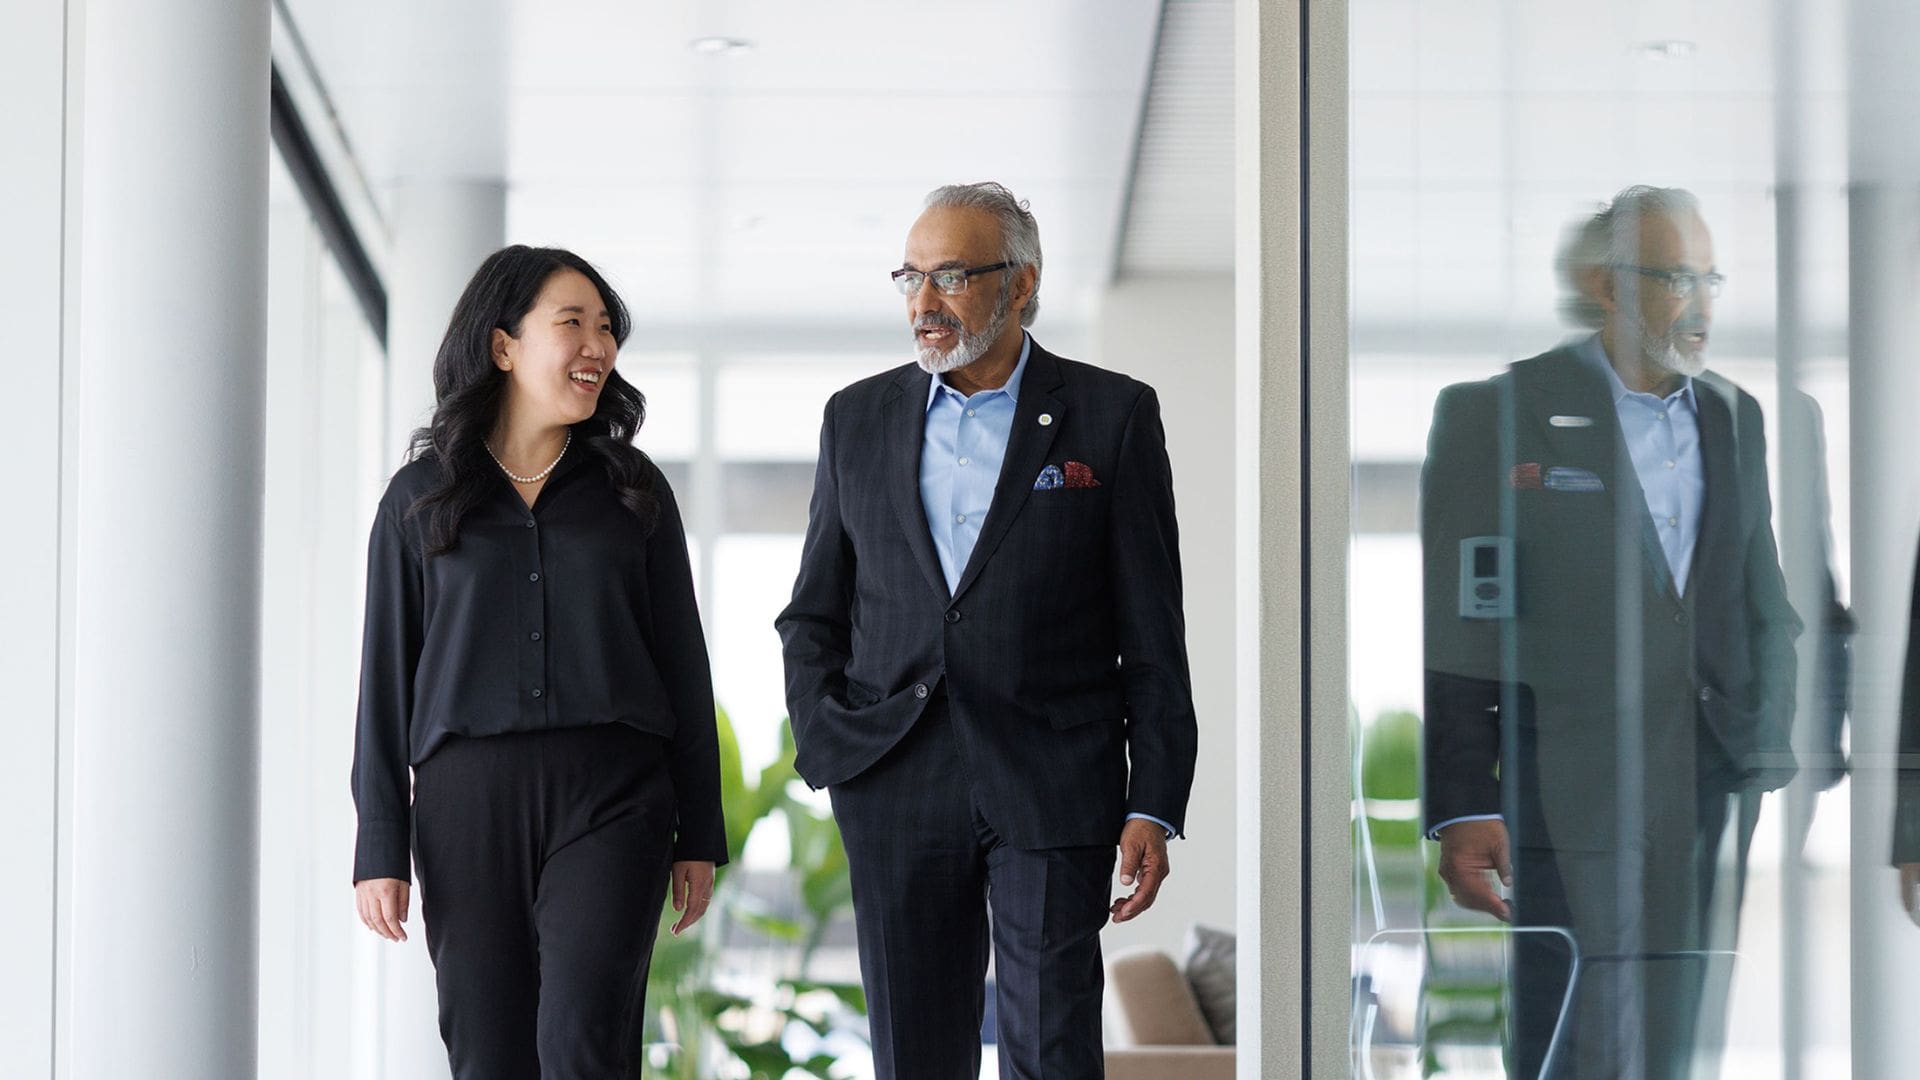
top-left (406, 245), bottom-right (658, 556)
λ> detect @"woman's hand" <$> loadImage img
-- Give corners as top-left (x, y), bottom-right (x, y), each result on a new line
top-left (669, 861), bottom-right (716, 936)
top-left (355, 878), bottom-right (411, 942)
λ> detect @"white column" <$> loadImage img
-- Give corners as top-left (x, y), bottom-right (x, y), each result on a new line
top-left (0, 1), bottom-right (72, 1076)
top-left (384, 180), bottom-right (507, 464)
top-left (1235, 0), bottom-right (1349, 1075)
top-left (66, 0), bottom-right (270, 1076)
top-left (1848, 3), bottom-right (1920, 1073)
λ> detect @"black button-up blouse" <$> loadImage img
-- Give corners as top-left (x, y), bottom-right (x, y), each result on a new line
top-left (350, 444), bottom-right (726, 882)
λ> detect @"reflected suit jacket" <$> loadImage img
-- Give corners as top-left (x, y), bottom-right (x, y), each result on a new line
top-left (775, 342), bottom-right (1198, 849)
top-left (1421, 347), bottom-right (1801, 854)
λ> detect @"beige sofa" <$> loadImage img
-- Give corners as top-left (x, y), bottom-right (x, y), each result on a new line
top-left (1103, 946), bottom-right (1235, 1080)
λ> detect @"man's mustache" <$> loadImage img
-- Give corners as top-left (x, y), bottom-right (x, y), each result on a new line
top-left (915, 312), bottom-right (964, 332)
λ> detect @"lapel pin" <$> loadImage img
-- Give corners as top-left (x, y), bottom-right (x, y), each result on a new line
top-left (1038, 413), bottom-right (1053, 426)
top-left (1549, 415), bottom-right (1594, 428)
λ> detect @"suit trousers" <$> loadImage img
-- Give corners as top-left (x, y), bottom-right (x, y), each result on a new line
top-left (1510, 783), bottom-right (1757, 1080)
top-left (412, 723), bottom-right (677, 1080)
top-left (829, 698), bottom-right (1117, 1080)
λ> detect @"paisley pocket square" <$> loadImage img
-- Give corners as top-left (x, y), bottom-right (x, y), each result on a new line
top-left (1036, 461), bottom-right (1101, 490)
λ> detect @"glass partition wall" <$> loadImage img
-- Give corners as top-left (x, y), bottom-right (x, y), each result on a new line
top-left (1342, 1), bottom-right (1920, 1075)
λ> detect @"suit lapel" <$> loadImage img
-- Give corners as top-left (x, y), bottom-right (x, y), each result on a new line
top-left (1520, 349), bottom-right (1680, 603)
top-left (950, 344), bottom-right (1067, 604)
top-left (882, 367), bottom-right (951, 602)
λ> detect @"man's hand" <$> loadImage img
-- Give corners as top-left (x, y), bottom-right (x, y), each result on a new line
top-left (354, 878), bottom-right (411, 942)
top-left (1110, 819), bottom-right (1170, 924)
top-left (670, 861), bottom-right (717, 936)
top-left (1899, 863), bottom-right (1920, 928)
top-left (1436, 819), bottom-right (1512, 922)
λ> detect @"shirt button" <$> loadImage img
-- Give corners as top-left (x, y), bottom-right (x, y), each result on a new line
top-left (1667, 516), bottom-right (1678, 527)
top-left (946, 610), bottom-right (962, 624)
top-left (966, 409), bottom-right (976, 418)
top-left (1658, 412), bottom-right (1669, 420)
top-left (1698, 687), bottom-right (1713, 702)
top-left (959, 456), bottom-right (970, 466)
top-left (530, 631), bottom-right (542, 642)
top-left (913, 683), bottom-right (930, 699)
top-left (531, 688), bottom-right (544, 699)
top-left (1665, 460), bottom-right (1676, 469)
top-left (525, 519), bottom-right (536, 528)
top-left (529, 572), bottom-right (541, 582)
top-left (955, 514), bottom-right (966, 524)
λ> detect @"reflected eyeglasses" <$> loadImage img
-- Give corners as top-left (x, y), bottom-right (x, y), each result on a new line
top-left (891, 262), bottom-right (1010, 297)
top-left (1623, 265), bottom-right (1725, 301)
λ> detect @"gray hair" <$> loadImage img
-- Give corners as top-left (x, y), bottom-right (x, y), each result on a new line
top-left (924, 181), bottom-right (1043, 327)
top-left (1556, 185), bottom-right (1703, 328)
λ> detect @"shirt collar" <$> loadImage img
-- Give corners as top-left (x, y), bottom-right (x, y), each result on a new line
top-left (927, 333), bottom-right (1031, 412)
top-left (1574, 333), bottom-right (1695, 410)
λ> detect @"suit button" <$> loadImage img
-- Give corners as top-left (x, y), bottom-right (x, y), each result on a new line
top-left (531, 688), bottom-right (544, 699)
top-left (529, 572), bottom-right (541, 583)
top-left (913, 683), bottom-right (930, 699)
top-left (945, 610), bottom-right (962, 624)
top-left (1698, 687), bottom-right (1713, 702)
top-left (1673, 610), bottom-right (1686, 624)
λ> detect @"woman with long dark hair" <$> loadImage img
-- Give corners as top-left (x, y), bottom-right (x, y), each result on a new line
top-left (350, 245), bottom-right (724, 1077)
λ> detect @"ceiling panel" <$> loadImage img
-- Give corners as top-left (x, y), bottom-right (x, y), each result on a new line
top-left (284, 0), bottom-right (1162, 329)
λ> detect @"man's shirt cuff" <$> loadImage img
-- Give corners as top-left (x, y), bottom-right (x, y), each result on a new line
top-left (1127, 812), bottom-right (1178, 840)
top-left (1425, 813), bottom-right (1502, 841)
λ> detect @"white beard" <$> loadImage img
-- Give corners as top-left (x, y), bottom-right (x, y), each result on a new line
top-left (914, 295), bottom-right (1012, 375)
top-left (1649, 339), bottom-right (1707, 378)
top-left (1627, 308), bottom-right (1708, 379)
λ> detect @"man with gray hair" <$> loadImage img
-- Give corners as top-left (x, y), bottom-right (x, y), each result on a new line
top-left (778, 181), bottom-right (1198, 1078)
top-left (1420, 186), bottom-right (1799, 1078)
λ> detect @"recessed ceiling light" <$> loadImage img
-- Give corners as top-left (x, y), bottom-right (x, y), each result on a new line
top-left (690, 36), bottom-right (753, 56)
top-left (1637, 40), bottom-right (1696, 60)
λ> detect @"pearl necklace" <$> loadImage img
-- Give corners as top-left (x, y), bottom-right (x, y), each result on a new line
top-left (486, 430), bottom-right (572, 484)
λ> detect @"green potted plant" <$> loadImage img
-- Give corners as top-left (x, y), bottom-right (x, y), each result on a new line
top-left (640, 708), bottom-right (868, 1079)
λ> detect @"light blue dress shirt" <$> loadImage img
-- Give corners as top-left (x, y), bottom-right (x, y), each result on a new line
top-left (919, 335), bottom-right (1177, 841)
top-left (1575, 334), bottom-right (1704, 597)
top-left (1429, 337), bottom-right (1706, 840)
top-left (921, 337), bottom-right (1030, 594)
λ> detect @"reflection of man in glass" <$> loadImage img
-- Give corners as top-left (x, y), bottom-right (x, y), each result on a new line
top-left (1421, 186), bottom-right (1800, 1078)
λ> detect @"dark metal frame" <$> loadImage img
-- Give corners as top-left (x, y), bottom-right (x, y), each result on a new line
top-left (268, 63), bottom-right (387, 343)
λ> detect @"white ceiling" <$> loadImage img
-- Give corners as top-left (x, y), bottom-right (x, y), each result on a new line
top-left (282, 0), bottom-right (1873, 355)
top-left (280, 0), bottom-right (1163, 330)
top-left (1116, 0), bottom-right (1233, 274)
top-left (1349, 0), bottom-right (1853, 352)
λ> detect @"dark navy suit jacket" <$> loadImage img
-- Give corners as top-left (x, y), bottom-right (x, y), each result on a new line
top-left (776, 341), bottom-right (1199, 850)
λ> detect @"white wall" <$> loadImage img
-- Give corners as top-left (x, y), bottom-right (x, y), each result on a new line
top-left (1093, 273), bottom-right (1238, 958)
top-left (0, 2), bottom-right (70, 1075)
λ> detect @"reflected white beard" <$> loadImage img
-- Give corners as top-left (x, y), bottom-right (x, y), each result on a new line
top-left (1629, 310), bottom-right (1707, 379)
top-left (1643, 334), bottom-right (1706, 379)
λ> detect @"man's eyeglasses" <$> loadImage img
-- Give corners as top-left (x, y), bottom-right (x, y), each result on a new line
top-left (1623, 265), bottom-right (1725, 301)
top-left (891, 262), bottom-right (1010, 297)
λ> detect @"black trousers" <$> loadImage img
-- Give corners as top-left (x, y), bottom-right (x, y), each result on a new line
top-left (412, 723), bottom-right (676, 1080)
top-left (829, 700), bottom-right (1116, 1080)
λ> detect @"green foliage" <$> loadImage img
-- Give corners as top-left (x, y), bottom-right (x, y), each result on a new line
top-left (640, 708), bottom-right (867, 1080)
